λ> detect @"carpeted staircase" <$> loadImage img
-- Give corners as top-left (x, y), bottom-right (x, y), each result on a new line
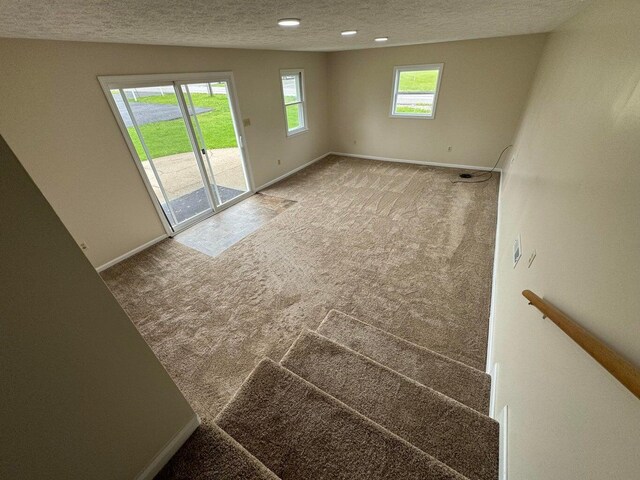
top-left (194, 309), bottom-right (498, 479)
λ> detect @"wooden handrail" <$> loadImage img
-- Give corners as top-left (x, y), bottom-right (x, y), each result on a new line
top-left (523, 290), bottom-right (640, 400)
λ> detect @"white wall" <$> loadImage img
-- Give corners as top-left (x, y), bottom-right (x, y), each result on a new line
top-left (0, 35), bottom-right (547, 269)
top-left (328, 35), bottom-right (546, 167)
top-left (0, 39), bottom-right (330, 267)
top-left (0, 135), bottom-right (196, 479)
top-left (490, 0), bottom-right (640, 478)
top-left (2, 5), bottom-right (639, 478)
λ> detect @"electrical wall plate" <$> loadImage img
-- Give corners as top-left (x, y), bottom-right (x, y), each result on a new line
top-left (513, 235), bottom-right (522, 268)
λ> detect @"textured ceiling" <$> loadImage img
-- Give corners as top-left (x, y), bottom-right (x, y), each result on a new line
top-left (0, 0), bottom-right (587, 51)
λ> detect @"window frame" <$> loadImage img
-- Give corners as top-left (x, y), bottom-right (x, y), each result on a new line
top-left (390, 63), bottom-right (444, 120)
top-left (280, 69), bottom-right (308, 137)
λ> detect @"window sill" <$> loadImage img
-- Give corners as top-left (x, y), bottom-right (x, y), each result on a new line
top-left (389, 113), bottom-right (435, 120)
top-left (286, 127), bottom-right (309, 138)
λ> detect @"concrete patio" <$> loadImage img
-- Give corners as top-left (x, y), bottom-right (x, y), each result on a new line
top-left (141, 147), bottom-right (248, 223)
top-left (142, 147), bottom-right (247, 200)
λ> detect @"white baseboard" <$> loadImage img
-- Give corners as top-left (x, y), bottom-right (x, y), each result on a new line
top-left (257, 151), bottom-right (502, 193)
top-left (98, 151), bottom-right (499, 273)
top-left (485, 164), bottom-right (504, 374)
top-left (331, 151), bottom-right (502, 172)
top-left (256, 152), bottom-right (333, 191)
top-left (98, 151), bottom-right (329, 271)
top-left (135, 414), bottom-right (200, 480)
top-left (96, 234), bottom-right (167, 272)
top-left (498, 405), bottom-right (509, 480)
top-left (338, 149), bottom-right (505, 380)
top-left (489, 362), bottom-right (500, 419)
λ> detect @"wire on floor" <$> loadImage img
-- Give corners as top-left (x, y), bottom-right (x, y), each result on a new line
top-left (451, 144), bottom-right (513, 184)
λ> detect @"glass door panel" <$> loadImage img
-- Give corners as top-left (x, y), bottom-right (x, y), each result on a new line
top-left (180, 81), bottom-right (249, 205)
top-left (111, 86), bottom-right (214, 230)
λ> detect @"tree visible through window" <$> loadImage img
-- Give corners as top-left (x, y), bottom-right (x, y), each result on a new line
top-left (280, 70), bottom-right (307, 135)
top-left (391, 64), bottom-right (443, 118)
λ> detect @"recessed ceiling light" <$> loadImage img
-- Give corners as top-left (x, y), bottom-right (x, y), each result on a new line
top-left (278, 18), bottom-right (301, 27)
top-left (374, 37), bottom-right (389, 42)
top-left (341, 30), bottom-right (357, 36)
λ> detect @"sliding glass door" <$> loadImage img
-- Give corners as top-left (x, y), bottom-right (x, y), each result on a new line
top-left (100, 73), bottom-right (252, 234)
top-left (114, 85), bottom-right (214, 227)
top-left (180, 81), bottom-right (249, 205)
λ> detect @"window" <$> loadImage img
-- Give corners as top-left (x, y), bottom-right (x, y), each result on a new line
top-left (280, 69), bottom-right (307, 135)
top-left (390, 64), bottom-right (443, 119)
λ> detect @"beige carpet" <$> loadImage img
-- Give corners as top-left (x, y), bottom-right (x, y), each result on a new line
top-left (101, 154), bottom-right (498, 436)
top-left (157, 420), bottom-right (279, 480)
top-left (317, 309), bottom-right (492, 413)
top-left (215, 358), bottom-right (467, 480)
top-left (281, 329), bottom-right (498, 480)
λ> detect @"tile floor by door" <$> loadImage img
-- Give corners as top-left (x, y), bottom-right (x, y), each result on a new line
top-left (174, 193), bottom-right (296, 258)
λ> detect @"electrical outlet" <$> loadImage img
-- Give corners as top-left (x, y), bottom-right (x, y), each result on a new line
top-left (513, 235), bottom-right (522, 268)
top-left (79, 242), bottom-right (88, 251)
top-left (528, 250), bottom-right (537, 268)
top-left (277, 159), bottom-right (281, 165)
top-left (242, 118), bottom-right (251, 127)
top-left (447, 146), bottom-right (452, 152)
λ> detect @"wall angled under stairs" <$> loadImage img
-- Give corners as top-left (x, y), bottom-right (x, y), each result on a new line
top-left (0, 135), bottom-right (197, 479)
top-left (489, 0), bottom-right (640, 478)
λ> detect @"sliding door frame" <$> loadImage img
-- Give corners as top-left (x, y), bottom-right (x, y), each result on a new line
top-left (98, 71), bottom-right (255, 236)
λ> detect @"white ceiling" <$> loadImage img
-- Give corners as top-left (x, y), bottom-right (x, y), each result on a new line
top-left (0, 0), bottom-right (588, 52)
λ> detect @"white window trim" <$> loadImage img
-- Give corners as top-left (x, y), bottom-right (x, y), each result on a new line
top-left (97, 71), bottom-right (255, 236)
top-left (280, 69), bottom-right (309, 137)
top-left (390, 63), bottom-right (444, 120)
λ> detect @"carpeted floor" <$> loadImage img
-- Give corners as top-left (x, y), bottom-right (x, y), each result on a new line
top-left (280, 329), bottom-right (498, 480)
top-left (215, 358), bottom-right (467, 480)
top-left (101, 154), bottom-right (499, 456)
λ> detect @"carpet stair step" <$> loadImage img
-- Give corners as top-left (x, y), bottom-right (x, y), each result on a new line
top-left (214, 358), bottom-right (467, 480)
top-left (317, 309), bottom-right (491, 414)
top-left (156, 420), bottom-right (280, 480)
top-left (281, 330), bottom-right (498, 480)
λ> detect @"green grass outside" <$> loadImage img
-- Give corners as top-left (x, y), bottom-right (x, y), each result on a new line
top-left (395, 105), bottom-right (433, 114)
top-left (284, 96), bottom-right (304, 130)
top-left (397, 69), bottom-right (439, 92)
top-left (127, 93), bottom-right (236, 159)
top-left (120, 72), bottom-right (435, 159)
top-left (286, 103), bottom-right (302, 130)
top-left (127, 92), bottom-right (300, 159)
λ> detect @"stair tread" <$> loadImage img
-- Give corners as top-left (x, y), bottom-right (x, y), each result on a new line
top-left (282, 330), bottom-right (498, 480)
top-left (156, 420), bottom-right (280, 480)
top-left (318, 309), bottom-right (491, 414)
top-left (215, 358), bottom-right (467, 480)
